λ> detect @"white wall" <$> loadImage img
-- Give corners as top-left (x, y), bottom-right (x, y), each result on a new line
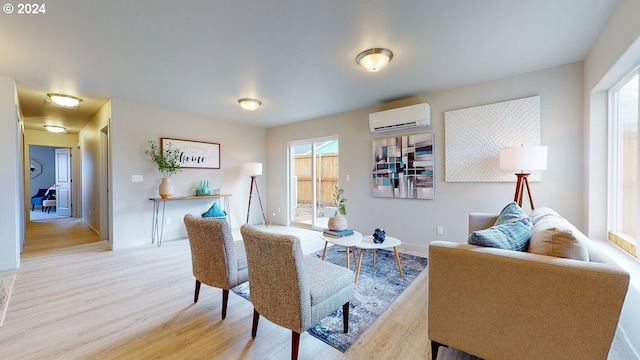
top-left (267, 62), bottom-right (584, 255)
top-left (79, 100), bottom-right (111, 235)
top-left (584, 0), bottom-right (640, 357)
top-left (0, 75), bottom-right (20, 270)
top-left (109, 99), bottom-right (266, 249)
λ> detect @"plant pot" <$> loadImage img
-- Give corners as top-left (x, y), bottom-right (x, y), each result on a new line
top-left (159, 178), bottom-right (174, 199)
top-left (328, 211), bottom-right (348, 231)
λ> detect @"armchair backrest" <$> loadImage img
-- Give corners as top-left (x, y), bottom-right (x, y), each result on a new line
top-left (240, 224), bottom-right (310, 333)
top-left (183, 214), bottom-right (240, 288)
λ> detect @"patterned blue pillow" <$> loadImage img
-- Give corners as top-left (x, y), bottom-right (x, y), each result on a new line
top-left (202, 203), bottom-right (227, 220)
top-left (468, 202), bottom-right (531, 251)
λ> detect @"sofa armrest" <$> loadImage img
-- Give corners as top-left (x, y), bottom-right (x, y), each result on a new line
top-left (428, 241), bottom-right (630, 360)
top-left (468, 213), bottom-right (498, 233)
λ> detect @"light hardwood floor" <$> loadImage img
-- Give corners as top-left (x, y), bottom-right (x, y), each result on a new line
top-left (0, 218), bottom-right (429, 360)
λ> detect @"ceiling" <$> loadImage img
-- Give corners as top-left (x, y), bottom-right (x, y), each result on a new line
top-left (0, 0), bottom-right (618, 133)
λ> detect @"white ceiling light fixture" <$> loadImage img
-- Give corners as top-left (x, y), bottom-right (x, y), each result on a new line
top-left (47, 93), bottom-right (83, 108)
top-left (44, 125), bottom-right (67, 133)
top-left (238, 98), bottom-right (262, 111)
top-left (356, 48), bottom-right (394, 72)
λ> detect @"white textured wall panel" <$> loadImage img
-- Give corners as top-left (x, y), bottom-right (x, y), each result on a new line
top-left (445, 96), bottom-right (541, 182)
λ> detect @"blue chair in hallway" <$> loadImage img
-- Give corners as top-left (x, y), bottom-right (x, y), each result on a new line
top-left (30, 188), bottom-right (48, 211)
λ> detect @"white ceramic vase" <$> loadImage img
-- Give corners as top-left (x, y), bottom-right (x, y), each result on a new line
top-left (328, 211), bottom-right (348, 231)
top-left (159, 177), bottom-right (174, 199)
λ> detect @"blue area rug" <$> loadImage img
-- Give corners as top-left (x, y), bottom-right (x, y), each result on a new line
top-left (232, 245), bottom-right (427, 352)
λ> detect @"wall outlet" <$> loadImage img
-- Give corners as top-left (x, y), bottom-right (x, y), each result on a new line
top-left (436, 226), bottom-right (444, 235)
top-left (165, 217), bottom-right (171, 224)
top-left (131, 175), bottom-right (143, 182)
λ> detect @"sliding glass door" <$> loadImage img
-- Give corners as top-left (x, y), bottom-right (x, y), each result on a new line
top-left (289, 137), bottom-right (339, 229)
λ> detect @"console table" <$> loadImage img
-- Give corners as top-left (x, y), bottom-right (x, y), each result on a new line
top-left (149, 194), bottom-right (232, 247)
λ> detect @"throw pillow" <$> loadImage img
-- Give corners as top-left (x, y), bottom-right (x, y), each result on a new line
top-left (528, 213), bottom-right (590, 261)
top-left (529, 207), bottom-right (560, 226)
top-left (468, 202), bottom-right (532, 251)
top-left (202, 203), bottom-right (227, 220)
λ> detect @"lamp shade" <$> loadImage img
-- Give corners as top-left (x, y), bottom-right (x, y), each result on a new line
top-left (499, 146), bottom-right (548, 171)
top-left (243, 162), bottom-right (263, 176)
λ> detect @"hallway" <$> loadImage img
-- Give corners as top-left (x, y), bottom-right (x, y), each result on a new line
top-left (24, 217), bottom-right (102, 255)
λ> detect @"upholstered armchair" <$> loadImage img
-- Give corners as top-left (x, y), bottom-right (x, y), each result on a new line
top-left (30, 188), bottom-right (48, 211)
top-left (240, 224), bottom-right (356, 360)
top-left (183, 214), bottom-right (249, 319)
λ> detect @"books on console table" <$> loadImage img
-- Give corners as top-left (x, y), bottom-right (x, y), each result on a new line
top-left (322, 228), bottom-right (354, 238)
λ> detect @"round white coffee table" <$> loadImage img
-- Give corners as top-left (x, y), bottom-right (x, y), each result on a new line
top-left (354, 235), bottom-right (404, 283)
top-left (319, 231), bottom-right (363, 269)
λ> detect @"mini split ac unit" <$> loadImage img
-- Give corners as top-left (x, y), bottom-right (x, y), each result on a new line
top-left (369, 102), bottom-right (431, 133)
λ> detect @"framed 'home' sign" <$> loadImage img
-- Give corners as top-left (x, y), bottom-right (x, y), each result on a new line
top-left (161, 137), bottom-right (220, 169)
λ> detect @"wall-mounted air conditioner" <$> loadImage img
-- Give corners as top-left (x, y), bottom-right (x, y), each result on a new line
top-left (369, 102), bottom-right (430, 133)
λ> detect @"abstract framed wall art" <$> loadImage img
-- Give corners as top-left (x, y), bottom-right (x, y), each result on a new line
top-left (161, 137), bottom-right (220, 169)
top-left (372, 132), bottom-right (434, 199)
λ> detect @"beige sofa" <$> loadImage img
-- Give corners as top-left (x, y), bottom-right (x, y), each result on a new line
top-left (428, 211), bottom-right (630, 360)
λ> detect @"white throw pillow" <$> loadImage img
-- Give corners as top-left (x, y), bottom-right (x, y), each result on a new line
top-left (528, 212), bottom-right (590, 261)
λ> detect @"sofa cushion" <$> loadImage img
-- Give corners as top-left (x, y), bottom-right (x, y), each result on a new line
top-left (528, 211), bottom-right (590, 261)
top-left (468, 202), bottom-right (531, 251)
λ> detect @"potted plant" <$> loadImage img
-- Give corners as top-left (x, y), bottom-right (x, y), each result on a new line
top-left (328, 186), bottom-right (348, 231)
top-left (145, 140), bottom-right (182, 198)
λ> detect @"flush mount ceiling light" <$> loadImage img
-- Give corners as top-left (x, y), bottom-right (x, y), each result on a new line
top-left (356, 48), bottom-right (394, 72)
top-left (44, 125), bottom-right (67, 133)
top-left (238, 98), bottom-right (262, 111)
top-left (47, 93), bottom-right (83, 108)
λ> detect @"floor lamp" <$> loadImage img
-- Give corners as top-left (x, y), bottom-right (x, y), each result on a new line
top-left (244, 162), bottom-right (268, 227)
top-left (499, 145), bottom-right (547, 210)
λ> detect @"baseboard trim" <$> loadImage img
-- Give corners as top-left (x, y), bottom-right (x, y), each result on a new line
top-left (616, 325), bottom-right (640, 360)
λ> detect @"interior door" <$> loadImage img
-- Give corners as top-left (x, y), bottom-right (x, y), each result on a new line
top-left (55, 148), bottom-right (72, 217)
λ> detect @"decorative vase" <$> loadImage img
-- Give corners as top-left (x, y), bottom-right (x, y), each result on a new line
top-left (159, 177), bottom-right (174, 199)
top-left (328, 211), bottom-right (348, 231)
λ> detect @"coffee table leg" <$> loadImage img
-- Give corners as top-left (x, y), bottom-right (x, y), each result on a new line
top-left (355, 249), bottom-right (365, 283)
top-left (321, 241), bottom-right (328, 260)
top-left (345, 247), bottom-right (350, 269)
top-left (393, 247), bottom-right (404, 278)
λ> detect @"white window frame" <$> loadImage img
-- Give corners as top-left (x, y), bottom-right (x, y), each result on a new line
top-left (608, 66), bottom-right (640, 258)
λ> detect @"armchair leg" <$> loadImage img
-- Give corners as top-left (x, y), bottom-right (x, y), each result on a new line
top-left (221, 289), bottom-right (229, 319)
top-left (194, 280), bottom-right (201, 303)
top-left (251, 309), bottom-right (260, 338)
top-left (343, 302), bottom-right (350, 333)
top-left (431, 341), bottom-right (447, 360)
top-left (291, 331), bottom-right (300, 360)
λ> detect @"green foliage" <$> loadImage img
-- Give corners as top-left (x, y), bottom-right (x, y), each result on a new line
top-left (333, 186), bottom-right (347, 215)
top-left (145, 140), bottom-right (182, 178)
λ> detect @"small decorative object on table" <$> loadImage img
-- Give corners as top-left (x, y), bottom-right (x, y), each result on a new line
top-left (196, 180), bottom-right (211, 196)
top-left (145, 139), bottom-right (182, 199)
top-left (372, 228), bottom-right (386, 243)
top-left (328, 186), bottom-right (348, 231)
top-left (322, 228), bottom-right (354, 238)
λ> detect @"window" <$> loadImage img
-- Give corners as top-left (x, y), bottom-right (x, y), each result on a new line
top-left (609, 67), bottom-right (639, 257)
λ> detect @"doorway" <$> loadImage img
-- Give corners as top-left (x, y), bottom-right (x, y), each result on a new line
top-left (289, 137), bottom-right (339, 230)
top-left (28, 145), bottom-right (72, 221)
